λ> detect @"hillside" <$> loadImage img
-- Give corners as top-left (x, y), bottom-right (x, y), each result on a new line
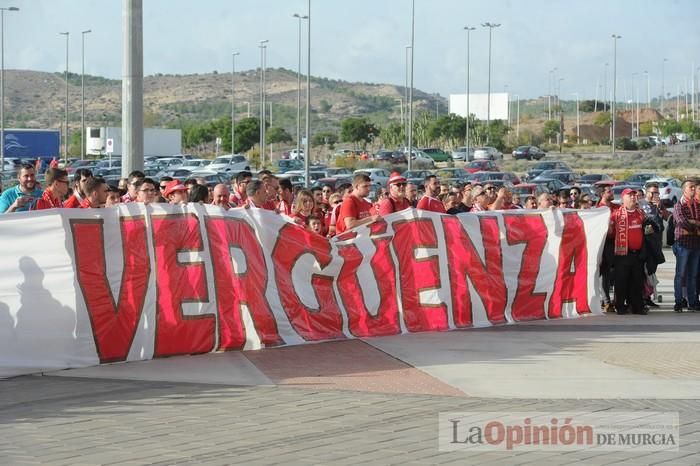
top-left (3, 68), bottom-right (445, 136)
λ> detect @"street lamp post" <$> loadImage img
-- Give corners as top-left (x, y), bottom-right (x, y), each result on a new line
top-left (0, 6), bottom-right (19, 175)
top-left (612, 34), bottom-right (621, 155)
top-left (60, 31), bottom-right (69, 162)
top-left (395, 98), bottom-right (404, 125)
top-left (80, 29), bottom-right (91, 160)
top-left (661, 57), bottom-right (668, 115)
top-left (513, 94), bottom-right (520, 140)
top-left (231, 51), bottom-right (239, 155)
top-left (407, 0), bottom-right (415, 172)
top-left (258, 39), bottom-right (268, 166)
top-left (464, 26), bottom-right (475, 159)
top-left (404, 44), bottom-right (411, 148)
top-left (572, 92), bottom-right (579, 142)
top-left (304, 0), bottom-right (311, 187)
top-left (644, 70), bottom-right (650, 109)
top-left (481, 22), bottom-right (500, 144)
top-left (293, 13), bottom-right (307, 164)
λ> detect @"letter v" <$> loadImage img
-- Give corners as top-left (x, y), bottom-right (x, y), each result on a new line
top-left (70, 218), bottom-right (150, 363)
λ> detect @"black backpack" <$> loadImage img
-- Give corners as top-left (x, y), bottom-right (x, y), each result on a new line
top-left (666, 215), bottom-right (675, 247)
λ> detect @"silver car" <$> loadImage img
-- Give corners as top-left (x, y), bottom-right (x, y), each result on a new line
top-left (473, 146), bottom-right (503, 161)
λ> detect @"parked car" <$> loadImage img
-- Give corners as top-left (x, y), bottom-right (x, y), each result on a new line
top-left (531, 178), bottom-right (566, 194)
top-left (325, 167), bottom-right (353, 177)
top-left (434, 168), bottom-right (471, 185)
top-left (451, 146), bottom-right (475, 161)
top-left (208, 154), bottom-right (251, 173)
top-left (624, 172), bottom-right (659, 188)
top-left (511, 183), bottom-right (549, 197)
top-left (179, 158), bottom-right (212, 170)
top-left (576, 173), bottom-right (612, 186)
top-left (526, 160), bottom-right (572, 180)
top-left (512, 145), bottom-right (546, 160)
top-left (187, 170), bottom-right (230, 188)
top-left (473, 146), bottom-right (503, 161)
top-left (156, 168), bottom-right (197, 180)
top-left (421, 148), bottom-right (451, 162)
top-left (354, 168), bottom-right (391, 187)
top-left (277, 159), bottom-right (304, 173)
top-left (644, 178), bottom-right (682, 205)
top-left (282, 149), bottom-right (305, 160)
top-left (406, 150), bottom-right (436, 168)
top-left (312, 176), bottom-right (354, 191)
top-left (373, 149), bottom-right (396, 162)
top-left (533, 170), bottom-right (577, 184)
top-left (480, 171), bottom-right (522, 185)
top-left (465, 159), bottom-right (498, 174)
top-left (402, 169), bottom-right (432, 187)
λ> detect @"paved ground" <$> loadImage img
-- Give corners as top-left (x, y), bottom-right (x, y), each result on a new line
top-left (2, 252), bottom-right (700, 464)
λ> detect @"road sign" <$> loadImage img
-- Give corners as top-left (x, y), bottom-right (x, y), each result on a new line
top-left (106, 138), bottom-right (114, 154)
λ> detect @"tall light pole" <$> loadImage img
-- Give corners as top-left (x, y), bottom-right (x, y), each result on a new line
top-left (407, 0), bottom-right (415, 171)
top-left (404, 44), bottom-right (411, 148)
top-left (612, 34), bottom-right (621, 155)
top-left (464, 26), bottom-right (475, 158)
top-left (231, 51), bottom-right (239, 154)
top-left (0, 6), bottom-right (19, 175)
top-left (60, 31), bottom-right (69, 161)
top-left (604, 62), bottom-right (608, 111)
top-left (258, 39), bottom-right (268, 166)
top-left (513, 94), bottom-right (520, 140)
top-left (644, 70), bottom-right (650, 109)
top-left (80, 29), bottom-right (91, 160)
top-left (395, 98), bottom-right (404, 125)
top-left (572, 92), bottom-right (579, 142)
top-left (293, 13), bottom-right (307, 163)
top-left (661, 57), bottom-right (668, 115)
top-left (481, 22), bottom-right (500, 144)
top-left (304, 0), bottom-right (311, 187)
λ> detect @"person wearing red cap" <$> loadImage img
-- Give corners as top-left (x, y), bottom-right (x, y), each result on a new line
top-left (417, 175), bottom-right (446, 213)
top-left (336, 173), bottom-right (379, 234)
top-left (162, 180), bottom-right (189, 204)
top-left (378, 173), bottom-right (411, 216)
top-left (609, 187), bottom-right (646, 315)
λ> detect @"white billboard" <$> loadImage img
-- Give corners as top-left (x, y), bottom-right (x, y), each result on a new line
top-left (449, 93), bottom-right (510, 121)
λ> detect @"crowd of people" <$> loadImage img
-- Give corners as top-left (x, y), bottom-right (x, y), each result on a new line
top-left (1, 162), bottom-right (692, 316)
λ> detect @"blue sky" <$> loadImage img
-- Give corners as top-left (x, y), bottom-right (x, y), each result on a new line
top-left (8, 0), bottom-right (700, 101)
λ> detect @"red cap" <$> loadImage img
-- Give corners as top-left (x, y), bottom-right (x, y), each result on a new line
top-left (620, 188), bottom-right (637, 198)
top-left (163, 179), bottom-right (188, 198)
top-left (387, 172), bottom-right (407, 186)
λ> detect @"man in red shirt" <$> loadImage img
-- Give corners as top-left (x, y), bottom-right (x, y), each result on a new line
top-left (336, 173), bottom-right (379, 234)
top-left (121, 171), bottom-right (145, 203)
top-left (79, 176), bottom-right (109, 208)
top-left (277, 178), bottom-right (294, 216)
top-left (32, 167), bottom-right (70, 210)
top-left (378, 173), bottom-right (411, 216)
top-left (63, 168), bottom-right (93, 208)
top-left (610, 188), bottom-right (646, 315)
top-left (417, 175), bottom-right (446, 213)
top-left (229, 171), bottom-right (252, 207)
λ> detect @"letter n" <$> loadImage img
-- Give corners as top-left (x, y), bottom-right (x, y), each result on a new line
top-left (442, 216), bottom-right (506, 326)
top-left (548, 212), bottom-right (591, 317)
top-left (70, 218), bottom-right (149, 363)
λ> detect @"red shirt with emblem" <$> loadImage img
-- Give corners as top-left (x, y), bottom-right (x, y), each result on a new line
top-left (31, 189), bottom-right (63, 210)
top-left (63, 193), bottom-right (82, 208)
top-left (378, 196), bottom-right (411, 216)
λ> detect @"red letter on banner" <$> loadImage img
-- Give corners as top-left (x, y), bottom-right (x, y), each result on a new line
top-left (442, 216), bottom-right (506, 327)
top-left (206, 217), bottom-right (283, 350)
top-left (549, 211), bottom-right (591, 317)
top-left (271, 223), bottom-right (344, 341)
top-left (151, 214), bottom-right (215, 356)
top-left (336, 221), bottom-right (400, 337)
top-left (70, 218), bottom-right (149, 363)
top-left (504, 214), bottom-right (547, 321)
top-left (393, 218), bottom-right (448, 332)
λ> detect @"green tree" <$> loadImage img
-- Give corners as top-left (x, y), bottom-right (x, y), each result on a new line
top-left (312, 131), bottom-right (338, 149)
top-left (234, 117), bottom-right (262, 153)
top-left (319, 99), bottom-right (332, 113)
top-left (340, 117), bottom-right (379, 148)
top-left (543, 120), bottom-right (560, 140)
top-left (593, 113), bottom-right (612, 127)
top-left (380, 122), bottom-right (404, 149)
top-left (266, 126), bottom-right (292, 144)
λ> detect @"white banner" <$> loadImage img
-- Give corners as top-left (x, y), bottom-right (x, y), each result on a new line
top-left (0, 205), bottom-right (609, 377)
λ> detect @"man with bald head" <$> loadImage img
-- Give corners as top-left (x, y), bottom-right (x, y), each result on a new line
top-left (211, 184), bottom-right (232, 210)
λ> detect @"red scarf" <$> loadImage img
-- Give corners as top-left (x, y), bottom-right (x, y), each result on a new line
top-left (614, 207), bottom-right (643, 255)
